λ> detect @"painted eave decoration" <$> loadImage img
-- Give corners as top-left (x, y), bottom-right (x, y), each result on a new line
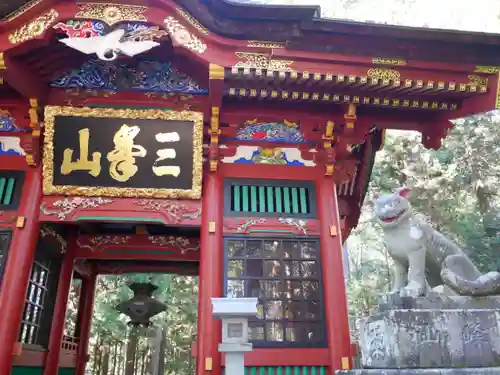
top-left (54, 20), bottom-right (167, 61)
top-left (232, 119), bottom-right (309, 144)
top-left (0, 110), bottom-right (29, 132)
top-left (53, 20), bottom-right (167, 40)
top-left (222, 146), bottom-right (315, 167)
top-left (50, 59), bottom-right (208, 95)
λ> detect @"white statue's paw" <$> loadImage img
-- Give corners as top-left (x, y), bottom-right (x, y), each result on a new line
top-left (390, 290), bottom-right (401, 296)
top-left (441, 268), bottom-right (457, 285)
top-left (388, 289), bottom-right (402, 299)
top-left (400, 283), bottom-right (425, 298)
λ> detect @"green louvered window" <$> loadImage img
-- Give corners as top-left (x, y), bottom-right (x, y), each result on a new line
top-left (225, 179), bottom-right (316, 218)
top-left (0, 171), bottom-right (24, 210)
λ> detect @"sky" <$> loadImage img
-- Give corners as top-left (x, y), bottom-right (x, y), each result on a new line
top-left (233, 0), bottom-right (500, 33)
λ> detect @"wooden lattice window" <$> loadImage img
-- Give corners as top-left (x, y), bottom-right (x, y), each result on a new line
top-left (224, 179), bottom-right (316, 218)
top-left (224, 237), bottom-right (325, 347)
top-left (0, 171), bottom-right (24, 210)
top-left (19, 258), bottom-right (51, 345)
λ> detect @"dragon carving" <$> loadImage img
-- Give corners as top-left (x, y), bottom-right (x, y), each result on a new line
top-left (374, 188), bottom-right (500, 297)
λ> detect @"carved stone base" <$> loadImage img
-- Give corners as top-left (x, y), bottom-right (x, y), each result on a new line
top-left (361, 308), bottom-right (500, 368)
top-left (378, 292), bottom-right (500, 311)
top-left (337, 369), bottom-right (500, 375)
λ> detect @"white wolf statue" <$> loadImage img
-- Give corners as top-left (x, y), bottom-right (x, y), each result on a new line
top-left (374, 187), bottom-right (500, 297)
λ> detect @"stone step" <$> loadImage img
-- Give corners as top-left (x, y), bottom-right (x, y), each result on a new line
top-left (337, 369), bottom-right (500, 375)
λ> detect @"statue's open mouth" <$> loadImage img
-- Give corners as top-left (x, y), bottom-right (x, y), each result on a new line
top-left (381, 209), bottom-right (406, 222)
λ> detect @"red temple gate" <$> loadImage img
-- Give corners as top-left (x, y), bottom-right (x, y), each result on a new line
top-left (0, 1), bottom-right (498, 375)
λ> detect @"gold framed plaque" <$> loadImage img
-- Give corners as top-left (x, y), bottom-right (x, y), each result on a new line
top-left (43, 106), bottom-right (203, 199)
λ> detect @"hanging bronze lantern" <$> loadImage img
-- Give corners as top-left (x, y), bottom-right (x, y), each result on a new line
top-left (117, 282), bottom-right (167, 327)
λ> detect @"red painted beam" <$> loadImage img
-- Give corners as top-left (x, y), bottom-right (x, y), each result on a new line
top-left (74, 234), bottom-right (201, 261)
top-left (271, 48), bottom-right (478, 74)
top-left (0, 167), bottom-right (42, 374)
top-left (42, 235), bottom-right (76, 375)
top-left (3, 54), bottom-right (47, 100)
top-left (75, 271), bottom-right (97, 375)
top-left (220, 163), bottom-right (320, 180)
top-left (39, 196), bottom-right (202, 225)
top-left (316, 176), bottom-right (352, 370)
top-left (196, 173), bottom-right (223, 375)
top-left (192, 346), bottom-right (330, 367)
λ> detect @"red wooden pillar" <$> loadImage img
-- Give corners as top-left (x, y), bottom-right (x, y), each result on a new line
top-left (43, 238), bottom-right (76, 375)
top-left (196, 173), bottom-right (223, 375)
top-left (0, 166), bottom-right (42, 375)
top-left (316, 176), bottom-right (352, 370)
top-left (75, 271), bottom-right (97, 375)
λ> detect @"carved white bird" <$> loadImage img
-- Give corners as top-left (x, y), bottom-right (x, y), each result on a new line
top-left (59, 29), bottom-right (160, 61)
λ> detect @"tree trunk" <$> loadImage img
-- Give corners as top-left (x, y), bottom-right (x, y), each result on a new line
top-left (100, 345), bottom-right (110, 375)
top-left (93, 336), bottom-right (102, 375)
top-left (111, 342), bottom-right (117, 375)
top-left (125, 328), bottom-right (138, 375)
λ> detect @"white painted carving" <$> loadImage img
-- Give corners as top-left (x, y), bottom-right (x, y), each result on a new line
top-left (281, 148), bottom-right (315, 166)
top-left (0, 136), bottom-right (25, 156)
top-left (221, 145), bottom-right (315, 166)
top-left (222, 146), bottom-right (258, 163)
top-left (59, 29), bottom-right (159, 61)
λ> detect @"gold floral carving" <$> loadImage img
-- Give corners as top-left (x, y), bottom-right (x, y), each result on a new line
top-left (40, 226), bottom-right (68, 253)
top-left (77, 235), bottom-right (131, 251)
top-left (234, 52), bottom-right (294, 71)
top-left (235, 52), bottom-right (268, 69)
top-left (278, 218), bottom-right (308, 235)
top-left (9, 9), bottom-right (59, 44)
top-left (366, 68), bottom-right (401, 81)
top-left (0, 53), bottom-right (5, 70)
top-left (133, 200), bottom-right (201, 222)
top-left (497, 75), bottom-right (500, 109)
top-left (164, 16), bottom-right (207, 54)
top-left (40, 197), bottom-right (113, 220)
top-left (474, 66), bottom-right (500, 74)
top-left (372, 57), bottom-right (406, 66)
top-left (468, 75), bottom-right (488, 86)
top-left (247, 41), bottom-right (285, 49)
top-left (175, 8), bottom-right (209, 35)
top-left (43, 106), bottom-right (204, 199)
top-left (3, 0), bottom-right (43, 22)
top-left (149, 236), bottom-right (200, 253)
top-left (0, 211), bottom-right (17, 224)
top-left (269, 59), bottom-right (295, 71)
top-left (75, 3), bottom-right (147, 26)
top-left (474, 67), bottom-right (500, 109)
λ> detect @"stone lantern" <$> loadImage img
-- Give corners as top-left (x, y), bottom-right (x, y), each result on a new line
top-left (211, 298), bottom-right (258, 375)
top-left (117, 282), bottom-right (166, 327)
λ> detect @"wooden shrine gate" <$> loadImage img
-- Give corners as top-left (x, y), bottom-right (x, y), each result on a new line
top-left (0, 1), bottom-right (499, 375)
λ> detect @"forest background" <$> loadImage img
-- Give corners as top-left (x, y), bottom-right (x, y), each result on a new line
top-left (64, 1), bottom-right (500, 374)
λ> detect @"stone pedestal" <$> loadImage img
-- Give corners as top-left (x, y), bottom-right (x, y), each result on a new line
top-left (356, 295), bottom-right (500, 373)
top-left (337, 369), bottom-right (500, 375)
top-left (378, 292), bottom-right (500, 312)
top-left (361, 308), bottom-right (500, 368)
